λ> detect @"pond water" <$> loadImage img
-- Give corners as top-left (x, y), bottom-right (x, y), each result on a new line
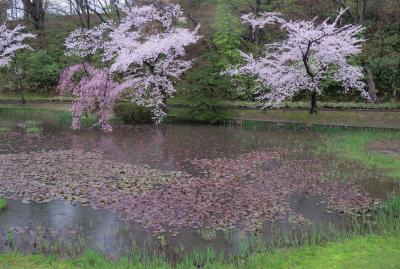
top-left (0, 106), bottom-right (399, 259)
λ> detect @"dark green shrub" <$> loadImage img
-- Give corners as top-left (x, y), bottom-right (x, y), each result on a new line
top-left (176, 98), bottom-right (231, 124)
top-left (114, 103), bottom-right (153, 124)
top-left (18, 50), bottom-right (64, 91)
top-left (174, 48), bottom-right (235, 124)
top-left (213, 0), bottom-right (242, 69)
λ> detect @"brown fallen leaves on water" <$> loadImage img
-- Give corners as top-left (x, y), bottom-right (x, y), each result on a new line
top-left (0, 147), bottom-right (373, 234)
top-left (0, 149), bottom-right (179, 205)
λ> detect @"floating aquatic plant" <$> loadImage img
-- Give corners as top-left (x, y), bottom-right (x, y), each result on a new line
top-left (0, 197), bottom-right (6, 210)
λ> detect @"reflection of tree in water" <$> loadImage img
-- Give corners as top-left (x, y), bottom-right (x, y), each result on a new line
top-left (95, 126), bottom-right (176, 170)
top-left (0, 124), bottom-right (317, 171)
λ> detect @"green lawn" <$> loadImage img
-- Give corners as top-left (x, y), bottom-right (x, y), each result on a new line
top-left (1, 103), bottom-right (71, 111)
top-left (1, 92), bottom-right (400, 110)
top-left (0, 92), bottom-right (74, 102)
top-left (226, 100), bottom-right (400, 110)
top-left (320, 130), bottom-right (400, 179)
top-left (250, 235), bottom-right (400, 269)
top-left (235, 109), bottom-right (400, 129)
top-left (1, 235), bottom-right (400, 269)
top-left (168, 96), bottom-right (400, 110)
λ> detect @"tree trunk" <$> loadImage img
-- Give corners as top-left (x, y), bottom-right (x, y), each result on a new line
top-left (0, 1), bottom-right (8, 22)
top-left (254, 0), bottom-right (262, 14)
top-left (358, 0), bottom-right (367, 25)
top-left (13, 60), bottom-right (26, 105)
top-left (22, 0), bottom-right (45, 30)
top-left (21, 0), bottom-right (46, 46)
top-left (390, 59), bottom-right (400, 99)
top-left (364, 65), bottom-right (378, 102)
top-left (251, 0), bottom-right (262, 44)
top-left (310, 91), bottom-right (317, 114)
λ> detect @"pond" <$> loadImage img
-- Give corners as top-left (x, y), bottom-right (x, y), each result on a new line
top-left (0, 106), bottom-right (399, 259)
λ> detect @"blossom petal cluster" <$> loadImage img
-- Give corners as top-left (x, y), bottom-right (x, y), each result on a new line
top-left (0, 24), bottom-right (35, 68)
top-left (64, 22), bottom-right (113, 58)
top-left (58, 63), bottom-right (120, 132)
top-left (241, 12), bottom-right (285, 33)
top-left (62, 4), bottom-right (200, 129)
top-left (231, 9), bottom-right (368, 107)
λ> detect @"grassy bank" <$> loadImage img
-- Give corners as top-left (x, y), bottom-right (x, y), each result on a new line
top-left (318, 129), bottom-right (400, 179)
top-left (0, 92), bottom-right (75, 102)
top-left (168, 97), bottom-right (400, 110)
top-left (1, 92), bottom-right (400, 110)
top-left (1, 235), bottom-right (399, 269)
top-left (1, 103), bottom-right (71, 111)
top-left (0, 106), bottom-right (101, 129)
top-left (234, 109), bottom-right (400, 129)
top-left (223, 100), bottom-right (400, 110)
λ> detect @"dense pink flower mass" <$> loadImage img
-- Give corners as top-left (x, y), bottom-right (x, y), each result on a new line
top-left (0, 24), bottom-right (35, 68)
top-left (64, 22), bottom-right (112, 58)
top-left (58, 63), bottom-right (120, 132)
top-left (104, 4), bottom-right (200, 123)
top-left (241, 12), bottom-right (285, 34)
top-left (61, 4), bottom-right (200, 129)
top-left (230, 9), bottom-right (368, 108)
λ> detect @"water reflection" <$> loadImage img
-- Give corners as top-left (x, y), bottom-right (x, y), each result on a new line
top-left (0, 195), bottom-right (345, 259)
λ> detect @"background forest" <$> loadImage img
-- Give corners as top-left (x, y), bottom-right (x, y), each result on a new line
top-left (0, 0), bottom-right (399, 104)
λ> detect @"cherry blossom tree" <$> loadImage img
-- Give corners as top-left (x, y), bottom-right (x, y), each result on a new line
top-left (59, 4), bottom-right (200, 131)
top-left (0, 24), bottom-right (35, 68)
top-left (0, 23), bottom-right (35, 103)
top-left (58, 63), bottom-right (120, 132)
top-left (230, 9), bottom-right (368, 113)
top-left (104, 4), bottom-right (200, 123)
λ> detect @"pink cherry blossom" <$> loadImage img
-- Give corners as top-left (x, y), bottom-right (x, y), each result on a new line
top-left (61, 4), bottom-right (200, 129)
top-left (230, 9), bottom-right (368, 109)
top-left (58, 63), bottom-right (120, 132)
top-left (64, 22), bottom-right (113, 58)
top-left (0, 24), bottom-right (35, 68)
top-left (241, 12), bottom-right (285, 33)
